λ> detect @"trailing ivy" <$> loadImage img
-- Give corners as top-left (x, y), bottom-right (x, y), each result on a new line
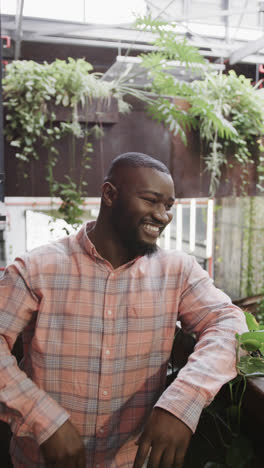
top-left (3, 58), bottom-right (134, 226)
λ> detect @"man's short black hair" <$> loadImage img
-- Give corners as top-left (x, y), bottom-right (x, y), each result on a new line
top-left (105, 152), bottom-right (170, 182)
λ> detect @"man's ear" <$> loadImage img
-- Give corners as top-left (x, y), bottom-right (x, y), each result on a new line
top-left (101, 182), bottom-right (118, 207)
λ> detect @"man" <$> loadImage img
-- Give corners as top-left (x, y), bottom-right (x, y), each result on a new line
top-left (0, 152), bottom-right (247, 468)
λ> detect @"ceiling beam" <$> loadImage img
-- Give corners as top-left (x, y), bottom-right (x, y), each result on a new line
top-left (21, 35), bottom-right (157, 51)
top-left (229, 35), bottom-right (264, 64)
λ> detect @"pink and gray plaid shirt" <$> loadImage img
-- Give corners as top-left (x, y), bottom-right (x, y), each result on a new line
top-left (0, 222), bottom-right (247, 467)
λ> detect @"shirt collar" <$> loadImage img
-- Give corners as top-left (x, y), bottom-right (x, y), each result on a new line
top-left (76, 221), bottom-right (141, 269)
top-left (77, 221), bottom-right (99, 259)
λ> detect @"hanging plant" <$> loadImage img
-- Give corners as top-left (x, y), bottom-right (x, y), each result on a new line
top-left (134, 16), bottom-right (264, 196)
top-left (3, 58), bottom-right (134, 227)
top-left (189, 72), bottom-right (264, 196)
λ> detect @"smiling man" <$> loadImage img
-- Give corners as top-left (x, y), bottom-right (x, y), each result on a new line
top-left (91, 155), bottom-right (175, 264)
top-left (0, 152), bottom-right (247, 468)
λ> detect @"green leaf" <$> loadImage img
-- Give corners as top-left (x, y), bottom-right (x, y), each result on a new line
top-left (15, 153), bottom-right (29, 162)
top-left (55, 94), bottom-right (62, 105)
top-left (213, 112), bottom-right (238, 138)
top-left (134, 14), bottom-right (168, 33)
top-left (62, 94), bottom-right (69, 106)
top-left (10, 140), bottom-right (21, 148)
top-left (237, 355), bottom-right (264, 376)
top-left (239, 330), bottom-right (264, 351)
top-left (244, 310), bottom-right (259, 331)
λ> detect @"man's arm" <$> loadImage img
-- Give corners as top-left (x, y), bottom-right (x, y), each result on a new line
top-left (134, 255), bottom-right (248, 468)
top-left (155, 256), bottom-right (248, 429)
top-left (0, 258), bottom-right (85, 466)
top-left (133, 408), bottom-right (192, 468)
top-left (40, 419), bottom-right (86, 468)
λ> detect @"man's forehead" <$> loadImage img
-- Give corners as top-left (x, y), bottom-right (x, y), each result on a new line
top-left (119, 166), bottom-right (168, 181)
top-left (120, 167), bottom-right (174, 195)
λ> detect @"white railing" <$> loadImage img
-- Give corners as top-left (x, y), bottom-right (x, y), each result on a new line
top-left (158, 199), bottom-right (214, 277)
top-left (4, 197), bottom-right (214, 276)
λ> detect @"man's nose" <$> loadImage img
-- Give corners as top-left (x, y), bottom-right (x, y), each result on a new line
top-left (152, 204), bottom-right (173, 225)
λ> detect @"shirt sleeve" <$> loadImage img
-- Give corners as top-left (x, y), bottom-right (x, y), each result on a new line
top-left (0, 258), bottom-right (70, 445)
top-left (155, 255), bottom-right (248, 433)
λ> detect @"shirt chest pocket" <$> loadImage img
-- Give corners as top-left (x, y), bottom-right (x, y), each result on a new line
top-left (124, 307), bottom-right (174, 360)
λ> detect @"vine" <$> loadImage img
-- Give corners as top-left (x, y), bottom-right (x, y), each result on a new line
top-left (3, 58), bottom-right (134, 227)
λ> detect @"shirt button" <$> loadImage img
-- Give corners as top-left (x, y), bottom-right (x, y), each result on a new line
top-left (103, 390), bottom-right (108, 396)
top-left (107, 310), bottom-right (112, 316)
top-left (105, 349), bottom-right (110, 355)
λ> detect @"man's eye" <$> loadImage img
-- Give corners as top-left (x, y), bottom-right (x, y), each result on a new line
top-left (144, 198), bottom-right (156, 203)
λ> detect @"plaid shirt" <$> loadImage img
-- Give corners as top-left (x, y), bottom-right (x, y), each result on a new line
top-left (0, 222), bottom-right (247, 468)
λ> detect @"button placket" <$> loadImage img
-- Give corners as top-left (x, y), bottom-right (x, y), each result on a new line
top-left (95, 272), bottom-right (117, 455)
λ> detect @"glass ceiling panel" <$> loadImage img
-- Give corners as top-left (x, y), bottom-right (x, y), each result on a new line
top-left (2, 0), bottom-right (264, 65)
top-left (145, 0), bottom-right (264, 42)
top-left (1, 0), bottom-right (17, 15)
top-left (1, 0), bottom-right (146, 24)
top-left (22, 0), bottom-right (85, 22)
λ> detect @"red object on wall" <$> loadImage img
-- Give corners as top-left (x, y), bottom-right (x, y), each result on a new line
top-left (1, 36), bottom-right (11, 49)
top-left (1, 35), bottom-right (11, 71)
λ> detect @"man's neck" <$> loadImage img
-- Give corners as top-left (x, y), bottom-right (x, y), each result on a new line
top-left (88, 219), bottom-right (135, 269)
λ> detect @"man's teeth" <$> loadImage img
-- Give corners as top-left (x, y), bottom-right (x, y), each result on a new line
top-left (144, 224), bottom-right (159, 232)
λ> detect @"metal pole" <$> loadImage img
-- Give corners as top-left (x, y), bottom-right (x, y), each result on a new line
top-left (15, 0), bottom-right (24, 60)
top-left (0, 15), bottom-right (5, 202)
top-left (183, 0), bottom-right (190, 24)
top-left (83, 0), bottom-right (86, 22)
top-left (224, 0), bottom-right (230, 44)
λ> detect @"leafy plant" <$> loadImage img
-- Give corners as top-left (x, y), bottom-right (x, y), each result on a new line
top-left (236, 310), bottom-right (264, 376)
top-left (134, 16), bottom-right (264, 196)
top-left (4, 59), bottom-right (92, 162)
top-left (199, 311), bottom-right (264, 468)
top-left (189, 72), bottom-right (264, 195)
top-left (184, 310), bottom-right (264, 467)
top-left (3, 58), bottom-right (135, 226)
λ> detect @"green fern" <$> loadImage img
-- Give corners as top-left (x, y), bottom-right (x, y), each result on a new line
top-left (148, 98), bottom-right (197, 146)
top-left (134, 14), bottom-right (168, 32)
top-left (155, 32), bottom-right (205, 68)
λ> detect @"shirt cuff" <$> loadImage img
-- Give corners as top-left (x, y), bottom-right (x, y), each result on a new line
top-left (12, 390), bottom-right (70, 445)
top-left (154, 380), bottom-right (207, 433)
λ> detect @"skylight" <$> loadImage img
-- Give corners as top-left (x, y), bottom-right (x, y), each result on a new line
top-left (1, 0), bottom-right (147, 24)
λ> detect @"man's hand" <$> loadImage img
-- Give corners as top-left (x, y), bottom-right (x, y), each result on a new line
top-left (133, 407), bottom-right (192, 468)
top-left (40, 419), bottom-right (86, 468)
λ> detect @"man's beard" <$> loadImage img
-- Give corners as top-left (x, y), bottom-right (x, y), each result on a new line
top-left (111, 204), bottom-right (159, 257)
top-left (127, 237), bottom-right (158, 257)
top-left (116, 224), bottom-right (159, 257)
